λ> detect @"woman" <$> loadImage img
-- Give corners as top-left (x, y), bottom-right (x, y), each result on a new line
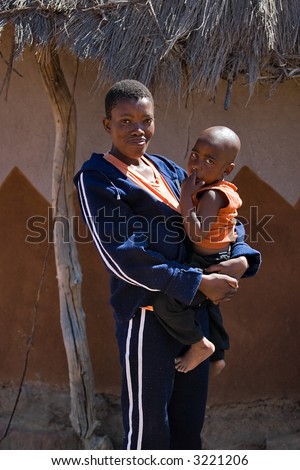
top-left (74, 79), bottom-right (261, 450)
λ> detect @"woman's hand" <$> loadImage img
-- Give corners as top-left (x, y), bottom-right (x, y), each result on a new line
top-left (205, 256), bottom-right (249, 280)
top-left (199, 273), bottom-right (238, 304)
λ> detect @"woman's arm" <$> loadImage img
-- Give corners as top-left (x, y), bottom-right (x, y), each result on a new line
top-left (76, 168), bottom-right (243, 306)
top-left (199, 272), bottom-right (238, 303)
top-left (76, 169), bottom-right (204, 305)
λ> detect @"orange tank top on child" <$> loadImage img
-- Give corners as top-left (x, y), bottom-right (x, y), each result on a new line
top-left (192, 180), bottom-right (242, 250)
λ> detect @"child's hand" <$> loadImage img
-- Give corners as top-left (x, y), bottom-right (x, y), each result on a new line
top-left (180, 171), bottom-right (205, 211)
top-left (181, 170), bottom-right (205, 196)
top-left (205, 257), bottom-right (249, 280)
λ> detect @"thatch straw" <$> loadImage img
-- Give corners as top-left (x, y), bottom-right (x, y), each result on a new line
top-left (0, 0), bottom-right (300, 99)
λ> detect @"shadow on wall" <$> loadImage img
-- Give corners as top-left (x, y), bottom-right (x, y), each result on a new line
top-left (0, 167), bottom-right (120, 395)
top-left (209, 166), bottom-right (300, 404)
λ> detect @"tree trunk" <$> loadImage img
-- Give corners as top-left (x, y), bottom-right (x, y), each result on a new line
top-left (36, 47), bottom-right (112, 450)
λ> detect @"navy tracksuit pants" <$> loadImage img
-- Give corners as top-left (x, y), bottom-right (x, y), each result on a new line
top-left (115, 305), bottom-right (210, 450)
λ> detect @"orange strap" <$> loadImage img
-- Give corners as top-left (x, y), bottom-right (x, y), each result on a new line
top-left (143, 305), bottom-right (154, 311)
top-left (104, 153), bottom-right (180, 213)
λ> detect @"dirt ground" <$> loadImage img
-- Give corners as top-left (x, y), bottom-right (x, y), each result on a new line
top-left (0, 383), bottom-right (299, 450)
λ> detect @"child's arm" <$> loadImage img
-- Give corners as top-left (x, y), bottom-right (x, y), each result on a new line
top-left (180, 173), bottom-right (228, 244)
top-left (204, 220), bottom-right (261, 279)
top-left (205, 257), bottom-right (248, 280)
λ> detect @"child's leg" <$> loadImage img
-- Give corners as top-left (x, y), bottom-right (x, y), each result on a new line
top-left (209, 344), bottom-right (226, 377)
top-left (153, 292), bottom-right (203, 344)
top-left (207, 301), bottom-right (229, 376)
top-left (174, 336), bottom-right (215, 373)
top-left (210, 359), bottom-right (226, 377)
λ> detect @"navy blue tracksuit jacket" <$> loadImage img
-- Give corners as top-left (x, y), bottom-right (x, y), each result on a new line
top-left (74, 152), bottom-right (261, 450)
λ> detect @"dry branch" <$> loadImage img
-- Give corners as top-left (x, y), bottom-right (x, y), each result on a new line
top-left (36, 46), bottom-right (112, 450)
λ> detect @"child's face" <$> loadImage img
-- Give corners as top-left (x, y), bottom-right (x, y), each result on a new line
top-left (187, 137), bottom-right (234, 185)
top-left (103, 97), bottom-right (155, 164)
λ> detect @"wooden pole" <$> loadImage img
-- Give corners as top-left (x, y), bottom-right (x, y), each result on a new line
top-left (36, 47), bottom-right (112, 450)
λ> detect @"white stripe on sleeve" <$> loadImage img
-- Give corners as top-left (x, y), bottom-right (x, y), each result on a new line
top-left (78, 172), bottom-right (160, 291)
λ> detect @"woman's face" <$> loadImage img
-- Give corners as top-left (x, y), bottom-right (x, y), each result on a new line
top-left (103, 97), bottom-right (155, 164)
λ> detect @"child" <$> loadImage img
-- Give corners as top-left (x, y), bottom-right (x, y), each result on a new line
top-left (153, 126), bottom-right (242, 375)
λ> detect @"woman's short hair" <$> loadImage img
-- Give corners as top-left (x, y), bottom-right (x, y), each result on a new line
top-left (105, 79), bottom-right (154, 118)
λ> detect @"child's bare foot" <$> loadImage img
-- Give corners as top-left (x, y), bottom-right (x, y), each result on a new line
top-left (175, 337), bottom-right (215, 373)
top-left (210, 359), bottom-right (226, 377)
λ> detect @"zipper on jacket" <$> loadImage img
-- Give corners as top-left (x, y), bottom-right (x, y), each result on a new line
top-left (97, 170), bottom-right (121, 200)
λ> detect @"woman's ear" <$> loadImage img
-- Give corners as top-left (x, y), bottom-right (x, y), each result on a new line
top-left (224, 162), bottom-right (235, 176)
top-left (103, 117), bottom-right (111, 133)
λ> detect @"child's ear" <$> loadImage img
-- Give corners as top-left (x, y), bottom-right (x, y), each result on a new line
top-left (224, 162), bottom-right (235, 176)
top-left (103, 117), bottom-right (111, 133)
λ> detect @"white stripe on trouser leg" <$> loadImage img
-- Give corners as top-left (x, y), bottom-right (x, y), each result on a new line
top-left (125, 319), bottom-right (134, 449)
top-left (125, 309), bottom-right (146, 450)
top-left (137, 308), bottom-right (146, 449)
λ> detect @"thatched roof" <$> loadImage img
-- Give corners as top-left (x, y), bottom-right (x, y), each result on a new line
top-left (1, 0), bottom-right (300, 100)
